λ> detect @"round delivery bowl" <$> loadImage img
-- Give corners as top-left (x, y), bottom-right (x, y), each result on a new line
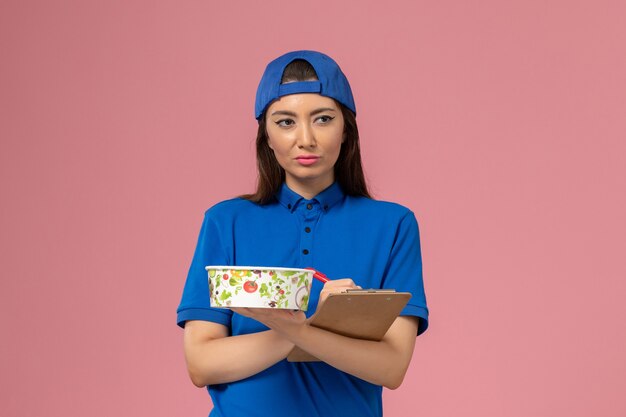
top-left (206, 266), bottom-right (313, 310)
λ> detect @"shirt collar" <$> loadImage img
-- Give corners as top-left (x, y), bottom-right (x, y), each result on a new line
top-left (276, 181), bottom-right (345, 213)
top-left (276, 183), bottom-right (304, 212)
top-left (315, 181), bottom-right (345, 211)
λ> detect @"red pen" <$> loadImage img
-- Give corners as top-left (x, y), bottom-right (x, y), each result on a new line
top-left (305, 267), bottom-right (329, 283)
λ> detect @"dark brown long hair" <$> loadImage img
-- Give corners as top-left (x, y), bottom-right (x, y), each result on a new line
top-left (240, 59), bottom-right (371, 204)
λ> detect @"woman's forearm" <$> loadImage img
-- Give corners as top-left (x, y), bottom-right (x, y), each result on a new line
top-left (184, 322), bottom-right (294, 387)
top-left (282, 316), bottom-right (418, 389)
top-left (230, 300), bottom-right (419, 389)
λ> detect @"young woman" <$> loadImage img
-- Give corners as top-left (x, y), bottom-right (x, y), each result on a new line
top-left (177, 50), bottom-right (429, 417)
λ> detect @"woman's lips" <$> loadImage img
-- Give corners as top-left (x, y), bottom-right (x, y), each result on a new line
top-left (295, 156), bottom-right (320, 166)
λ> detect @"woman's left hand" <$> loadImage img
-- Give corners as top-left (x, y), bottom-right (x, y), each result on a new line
top-left (232, 278), bottom-right (361, 334)
top-left (317, 278), bottom-right (361, 310)
top-left (230, 307), bottom-right (307, 337)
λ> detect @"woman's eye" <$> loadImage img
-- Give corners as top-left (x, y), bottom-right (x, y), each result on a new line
top-left (276, 119), bottom-right (294, 127)
top-left (316, 115), bottom-right (334, 124)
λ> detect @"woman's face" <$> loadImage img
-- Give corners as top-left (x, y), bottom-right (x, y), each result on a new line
top-left (265, 93), bottom-right (345, 196)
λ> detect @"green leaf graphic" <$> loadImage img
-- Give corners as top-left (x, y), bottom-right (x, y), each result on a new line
top-left (300, 294), bottom-right (309, 310)
top-left (298, 274), bottom-right (307, 286)
top-left (259, 283), bottom-right (270, 298)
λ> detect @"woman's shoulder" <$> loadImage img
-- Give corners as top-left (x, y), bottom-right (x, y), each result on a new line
top-left (203, 196), bottom-right (269, 219)
top-left (346, 195), bottom-right (417, 222)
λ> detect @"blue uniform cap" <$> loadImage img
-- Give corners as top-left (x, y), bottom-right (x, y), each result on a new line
top-left (254, 50), bottom-right (357, 120)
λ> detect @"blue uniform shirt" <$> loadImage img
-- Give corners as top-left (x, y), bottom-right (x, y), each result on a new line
top-left (177, 181), bottom-right (429, 417)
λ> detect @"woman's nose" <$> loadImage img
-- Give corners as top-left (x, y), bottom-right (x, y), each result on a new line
top-left (297, 124), bottom-right (316, 148)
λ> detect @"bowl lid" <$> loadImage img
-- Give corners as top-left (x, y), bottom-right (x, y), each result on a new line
top-left (205, 265), bottom-right (313, 273)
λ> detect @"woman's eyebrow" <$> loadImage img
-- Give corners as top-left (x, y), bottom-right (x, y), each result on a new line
top-left (310, 107), bottom-right (337, 116)
top-left (271, 110), bottom-right (297, 117)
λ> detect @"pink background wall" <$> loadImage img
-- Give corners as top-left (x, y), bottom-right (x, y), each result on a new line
top-left (1, 1), bottom-right (625, 416)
